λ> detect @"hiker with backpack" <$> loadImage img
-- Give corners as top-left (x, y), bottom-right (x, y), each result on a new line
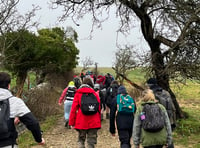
top-left (80, 71), bottom-right (85, 82)
top-left (73, 76), bottom-right (82, 89)
top-left (133, 89), bottom-right (172, 148)
top-left (68, 77), bottom-right (101, 148)
top-left (94, 83), bottom-right (106, 121)
top-left (104, 73), bottom-right (113, 89)
top-left (0, 72), bottom-right (45, 147)
top-left (58, 81), bottom-right (77, 128)
top-left (96, 75), bottom-right (106, 89)
top-left (147, 78), bottom-right (176, 148)
top-left (105, 80), bottom-right (119, 119)
top-left (109, 85), bottom-right (136, 148)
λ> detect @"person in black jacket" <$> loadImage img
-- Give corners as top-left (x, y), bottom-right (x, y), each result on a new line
top-left (109, 85), bottom-right (136, 148)
top-left (94, 83), bottom-right (106, 120)
top-left (105, 80), bottom-right (119, 119)
top-left (0, 72), bottom-right (45, 147)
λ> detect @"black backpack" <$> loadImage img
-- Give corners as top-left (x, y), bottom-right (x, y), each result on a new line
top-left (81, 93), bottom-right (99, 115)
top-left (65, 87), bottom-right (76, 100)
top-left (73, 77), bottom-right (81, 88)
top-left (0, 98), bottom-right (11, 139)
top-left (106, 84), bottom-right (118, 107)
top-left (141, 103), bottom-right (165, 132)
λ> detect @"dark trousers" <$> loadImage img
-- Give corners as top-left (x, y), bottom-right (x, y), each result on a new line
top-left (168, 142), bottom-right (174, 148)
top-left (77, 129), bottom-right (98, 148)
top-left (118, 129), bottom-right (132, 148)
top-left (144, 145), bottom-right (163, 148)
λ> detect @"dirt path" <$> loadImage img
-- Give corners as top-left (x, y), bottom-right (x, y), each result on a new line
top-left (31, 116), bottom-right (120, 148)
top-left (31, 115), bottom-right (183, 148)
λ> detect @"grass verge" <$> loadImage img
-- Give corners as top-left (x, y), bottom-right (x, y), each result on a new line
top-left (17, 114), bottom-right (62, 148)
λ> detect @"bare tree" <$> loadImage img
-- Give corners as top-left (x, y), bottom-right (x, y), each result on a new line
top-left (81, 56), bottom-right (94, 71)
top-left (113, 46), bottom-right (138, 84)
top-left (52, 0), bottom-right (200, 118)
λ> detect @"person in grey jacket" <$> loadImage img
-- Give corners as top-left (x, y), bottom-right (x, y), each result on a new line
top-left (0, 72), bottom-right (45, 147)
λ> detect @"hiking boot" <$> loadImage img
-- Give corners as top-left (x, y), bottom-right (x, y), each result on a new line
top-left (78, 142), bottom-right (85, 148)
top-left (101, 113), bottom-right (103, 121)
top-left (65, 120), bottom-right (69, 128)
top-left (106, 113), bottom-right (110, 119)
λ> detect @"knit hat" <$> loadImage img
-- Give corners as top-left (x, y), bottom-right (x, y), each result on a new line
top-left (68, 81), bottom-right (75, 87)
top-left (117, 85), bottom-right (127, 94)
top-left (146, 78), bottom-right (157, 85)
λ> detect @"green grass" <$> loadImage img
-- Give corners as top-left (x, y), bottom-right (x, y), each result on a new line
top-left (173, 107), bottom-right (200, 147)
top-left (170, 80), bottom-right (200, 147)
top-left (17, 115), bottom-right (61, 147)
top-left (172, 81), bottom-right (200, 100)
top-left (127, 68), bottom-right (146, 83)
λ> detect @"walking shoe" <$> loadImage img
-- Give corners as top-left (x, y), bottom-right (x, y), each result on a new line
top-left (106, 113), bottom-right (110, 119)
top-left (101, 113), bottom-right (103, 121)
top-left (65, 120), bottom-right (69, 128)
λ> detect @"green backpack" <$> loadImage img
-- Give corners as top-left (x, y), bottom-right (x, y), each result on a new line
top-left (117, 94), bottom-right (135, 113)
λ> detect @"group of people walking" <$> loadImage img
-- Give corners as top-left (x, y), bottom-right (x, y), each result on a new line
top-left (0, 71), bottom-right (176, 148)
top-left (58, 72), bottom-right (176, 148)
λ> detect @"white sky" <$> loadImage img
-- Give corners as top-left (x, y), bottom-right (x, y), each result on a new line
top-left (17, 0), bottom-right (149, 67)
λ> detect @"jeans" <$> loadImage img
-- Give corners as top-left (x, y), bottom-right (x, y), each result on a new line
top-left (64, 100), bottom-right (73, 121)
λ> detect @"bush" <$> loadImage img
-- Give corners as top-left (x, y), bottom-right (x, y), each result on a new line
top-left (25, 86), bottom-right (62, 120)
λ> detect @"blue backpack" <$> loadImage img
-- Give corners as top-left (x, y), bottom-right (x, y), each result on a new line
top-left (117, 94), bottom-right (135, 113)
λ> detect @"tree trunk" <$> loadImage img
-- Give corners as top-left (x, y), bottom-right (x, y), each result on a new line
top-left (151, 43), bottom-right (184, 118)
top-left (16, 72), bottom-right (27, 98)
top-left (133, 7), bottom-right (184, 119)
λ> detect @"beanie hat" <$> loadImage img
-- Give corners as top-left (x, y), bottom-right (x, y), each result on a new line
top-left (146, 78), bottom-right (157, 85)
top-left (117, 85), bottom-right (127, 94)
top-left (68, 81), bottom-right (75, 87)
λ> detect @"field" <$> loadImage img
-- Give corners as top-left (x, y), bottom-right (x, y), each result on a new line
top-left (17, 67), bottom-right (200, 147)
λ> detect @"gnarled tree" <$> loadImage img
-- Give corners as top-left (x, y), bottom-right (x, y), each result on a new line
top-left (52, 0), bottom-right (200, 118)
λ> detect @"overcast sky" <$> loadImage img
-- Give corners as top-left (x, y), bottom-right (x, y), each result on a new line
top-left (17, 0), bottom-right (148, 67)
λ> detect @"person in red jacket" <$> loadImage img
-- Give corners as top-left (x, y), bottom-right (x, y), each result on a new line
top-left (69, 77), bottom-right (101, 148)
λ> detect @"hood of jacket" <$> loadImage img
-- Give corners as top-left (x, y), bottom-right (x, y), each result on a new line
top-left (0, 88), bottom-right (12, 101)
top-left (77, 84), bottom-right (95, 94)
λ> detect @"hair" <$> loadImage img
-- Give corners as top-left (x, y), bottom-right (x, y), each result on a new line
top-left (141, 89), bottom-right (156, 102)
top-left (110, 80), bottom-right (118, 86)
top-left (82, 77), bottom-right (94, 88)
top-left (0, 72), bottom-right (11, 89)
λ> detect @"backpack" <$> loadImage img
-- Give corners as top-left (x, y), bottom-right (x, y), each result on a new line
top-left (96, 75), bottom-right (105, 88)
top-left (141, 103), bottom-right (165, 132)
top-left (73, 77), bottom-right (81, 88)
top-left (109, 84), bottom-right (118, 98)
top-left (117, 94), bottom-right (135, 113)
top-left (65, 87), bottom-right (76, 100)
top-left (105, 76), bottom-right (112, 88)
top-left (106, 84), bottom-right (118, 107)
top-left (0, 98), bottom-right (11, 139)
top-left (81, 93), bottom-right (99, 115)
